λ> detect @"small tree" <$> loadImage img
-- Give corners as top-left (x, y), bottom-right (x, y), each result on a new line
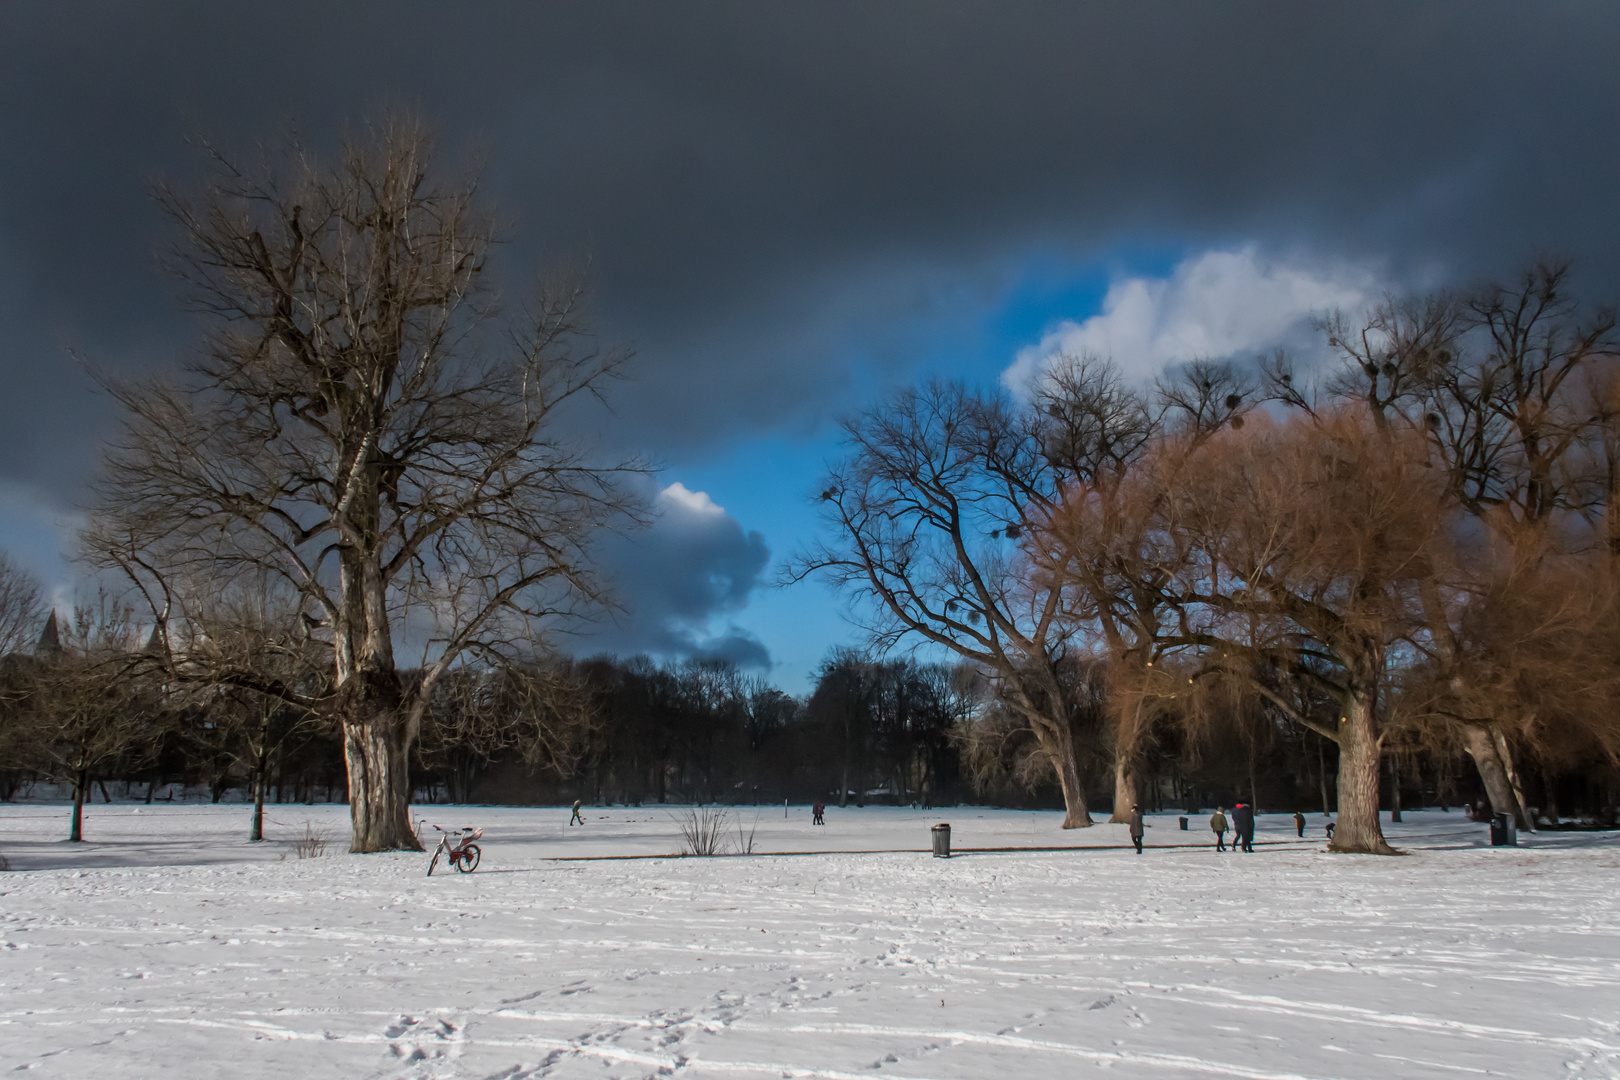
top-left (169, 589), bottom-right (327, 840)
top-left (20, 598), bottom-right (155, 841)
top-left (0, 553), bottom-right (47, 800)
top-left (418, 659), bottom-right (596, 804)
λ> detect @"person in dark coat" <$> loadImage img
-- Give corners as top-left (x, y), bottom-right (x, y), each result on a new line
top-left (1129, 805), bottom-right (1146, 854)
top-left (1232, 802), bottom-right (1255, 852)
top-left (1210, 807), bottom-right (1229, 851)
top-left (569, 799), bottom-right (584, 825)
top-left (812, 802), bottom-right (825, 825)
top-left (1294, 811), bottom-right (1306, 838)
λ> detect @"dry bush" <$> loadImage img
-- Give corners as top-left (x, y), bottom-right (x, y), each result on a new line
top-left (292, 821), bottom-right (331, 859)
top-left (674, 807), bottom-right (730, 856)
top-left (734, 813), bottom-right (762, 855)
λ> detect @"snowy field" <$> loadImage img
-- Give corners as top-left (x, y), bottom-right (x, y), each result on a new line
top-left (2, 804), bottom-right (1618, 1080)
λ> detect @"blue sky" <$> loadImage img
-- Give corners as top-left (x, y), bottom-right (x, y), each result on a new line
top-left (634, 241), bottom-right (1376, 692)
top-left (643, 251), bottom-right (1127, 691)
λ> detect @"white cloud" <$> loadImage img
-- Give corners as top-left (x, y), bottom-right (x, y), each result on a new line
top-left (1002, 247), bottom-right (1379, 390)
top-left (658, 481), bottom-right (726, 517)
top-left (579, 479), bottom-right (773, 669)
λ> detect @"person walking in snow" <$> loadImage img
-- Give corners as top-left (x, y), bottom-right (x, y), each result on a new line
top-left (1294, 811), bottom-right (1306, 838)
top-left (1210, 807), bottom-right (1229, 851)
top-left (812, 802), bottom-right (825, 825)
top-left (569, 799), bottom-right (584, 825)
top-left (1232, 802), bottom-right (1255, 852)
top-left (1129, 805), bottom-right (1146, 854)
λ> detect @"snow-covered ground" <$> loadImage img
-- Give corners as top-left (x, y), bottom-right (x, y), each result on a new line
top-left (2, 804), bottom-right (1617, 1079)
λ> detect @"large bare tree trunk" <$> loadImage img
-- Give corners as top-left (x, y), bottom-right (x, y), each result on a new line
top-left (1328, 691), bottom-right (1394, 854)
top-left (341, 672), bottom-right (423, 853)
top-left (1490, 722), bottom-right (1535, 831)
top-left (1109, 754), bottom-right (1139, 824)
top-left (1032, 716), bottom-right (1092, 828)
top-left (1460, 721), bottom-right (1530, 830)
top-left (1108, 694), bottom-right (1145, 823)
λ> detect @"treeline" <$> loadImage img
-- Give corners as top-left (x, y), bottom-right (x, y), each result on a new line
top-left (4, 587), bottom-right (1597, 845)
top-left (0, 610), bottom-right (988, 832)
top-left (796, 260), bottom-right (1620, 852)
top-left (453, 651), bottom-right (969, 808)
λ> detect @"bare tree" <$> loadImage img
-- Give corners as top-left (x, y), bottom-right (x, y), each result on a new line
top-left (419, 658), bottom-right (597, 803)
top-left (1035, 359), bottom-right (1250, 820)
top-left (87, 120), bottom-right (646, 851)
top-left (0, 554), bottom-right (48, 800)
top-left (1273, 263), bottom-right (1620, 829)
top-left (1139, 410), bottom-right (1448, 853)
top-left (0, 551), bottom-right (45, 659)
top-left (792, 372), bottom-right (1149, 827)
top-left (171, 586), bottom-right (327, 840)
top-left (16, 596), bottom-right (156, 841)
top-left (1399, 535), bottom-right (1620, 825)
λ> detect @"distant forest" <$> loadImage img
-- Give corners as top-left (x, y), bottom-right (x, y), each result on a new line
top-left (3, 628), bottom-right (1584, 826)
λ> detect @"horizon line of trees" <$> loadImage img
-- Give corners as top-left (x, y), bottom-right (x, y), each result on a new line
top-left (2, 575), bottom-right (1606, 842)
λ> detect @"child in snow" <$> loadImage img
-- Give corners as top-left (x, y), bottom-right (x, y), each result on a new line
top-left (569, 800), bottom-right (584, 825)
top-left (1210, 807), bottom-right (1228, 851)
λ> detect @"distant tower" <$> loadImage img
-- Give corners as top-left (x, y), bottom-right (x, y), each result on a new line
top-left (33, 611), bottom-right (62, 662)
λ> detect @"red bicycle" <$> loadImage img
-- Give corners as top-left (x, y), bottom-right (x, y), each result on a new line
top-left (427, 826), bottom-right (482, 876)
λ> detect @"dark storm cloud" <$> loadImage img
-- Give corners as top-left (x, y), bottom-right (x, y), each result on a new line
top-left (577, 482), bottom-right (772, 669)
top-left (2, 3), bottom-right (1619, 513)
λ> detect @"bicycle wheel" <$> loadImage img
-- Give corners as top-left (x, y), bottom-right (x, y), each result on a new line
top-left (427, 850), bottom-right (441, 877)
top-left (455, 844), bottom-right (480, 873)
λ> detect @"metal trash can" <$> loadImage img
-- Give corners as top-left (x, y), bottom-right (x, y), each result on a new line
top-left (1178, 816), bottom-right (1188, 830)
top-left (931, 823), bottom-right (951, 858)
top-left (1490, 812), bottom-right (1518, 847)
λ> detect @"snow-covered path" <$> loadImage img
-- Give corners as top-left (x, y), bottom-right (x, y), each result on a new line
top-left (2, 805), bottom-right (1617, 1079)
